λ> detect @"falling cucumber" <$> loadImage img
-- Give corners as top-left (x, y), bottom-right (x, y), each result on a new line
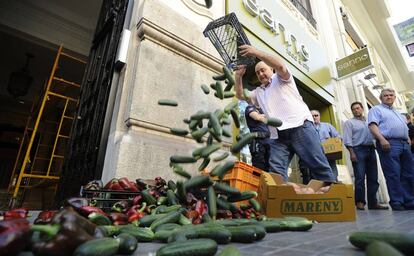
top-left (158, 99), bottom-right (178, 106)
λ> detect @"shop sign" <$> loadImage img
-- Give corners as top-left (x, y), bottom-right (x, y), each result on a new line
top-left (242, 0), bottom-right (310, 71)
top-left (282, 198), bottom-right (343, 214)
top-left (393, 17), bottom-right (414, 44)
top-left (335, 48), bottom-right (372, 79)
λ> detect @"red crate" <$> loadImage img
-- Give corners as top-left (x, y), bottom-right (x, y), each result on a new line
top-left (221, 161), bottom-right (263, 193)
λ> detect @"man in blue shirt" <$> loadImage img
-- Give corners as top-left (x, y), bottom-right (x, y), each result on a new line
top-left (311, 110), bottom-right (340, 181)
top-left (343, 102), bottom-right (388, 210)
top-left (368, 88), bottom-right (414, 211)
top-left (244, 104), bottom-right (272, 171)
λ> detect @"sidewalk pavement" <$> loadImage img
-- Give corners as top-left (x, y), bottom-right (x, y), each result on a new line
top-left (137, 210), bottom-right (414, 256)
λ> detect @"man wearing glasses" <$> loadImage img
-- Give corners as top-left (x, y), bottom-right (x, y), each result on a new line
top-left (310, 110), bottom-right (340, 182)
top-left (368, 88), bottom-right (414, 211)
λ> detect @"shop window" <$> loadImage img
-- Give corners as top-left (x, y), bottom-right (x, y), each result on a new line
top-left (289, 0), bottom-right (317, 28)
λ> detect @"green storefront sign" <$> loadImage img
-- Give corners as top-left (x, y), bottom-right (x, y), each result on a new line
top-left (335, 48), bottom-right (372, 79)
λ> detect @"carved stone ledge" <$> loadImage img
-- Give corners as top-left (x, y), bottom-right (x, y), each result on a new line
top-left (136, 18), bottom-right (223, 73)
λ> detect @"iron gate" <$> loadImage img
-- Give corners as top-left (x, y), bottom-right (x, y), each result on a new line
top-left (56, 0), bottom-right (129, 203)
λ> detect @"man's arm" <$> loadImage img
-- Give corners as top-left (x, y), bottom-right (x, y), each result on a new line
top-left (249, 111), bottom-right (267, 123)
top-left (346, 146), bottom-right (357, 162)
top-left (235, 65), bottom-right (247, 101)
top-left (368, 123), bottom-right (390, 151)
top-left (239, 45), bottom-right (289, 80)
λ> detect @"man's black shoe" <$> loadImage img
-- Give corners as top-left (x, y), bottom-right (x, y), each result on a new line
top-left (368, 204), bottom-right (389, 210)
top-left (391, 205), bottom-right (405, 211)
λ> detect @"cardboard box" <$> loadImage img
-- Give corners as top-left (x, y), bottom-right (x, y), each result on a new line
top-left (257, 172), bottom-right (356, 222)
top-left (321, 137), bottom-right (342, 160)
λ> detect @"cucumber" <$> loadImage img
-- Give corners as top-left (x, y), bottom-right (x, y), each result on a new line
top-left (154, 223), bottom-right (182, 232)
top-left (224, 101), bottom-right (238, 113)
top-left (226, 226), bottom-right (257, 243)
top-left (257, 220), bottom-right (282, 233)
top-left (201, 84), bottom-right (210, 94)
top-left (178, 214), bottom-right (192, 226)
top-left (167, 180), bottom-right (177, 191)
top-left (189, 119), bottom-right (201, 130)
top-left (139, 214), bottom-right (166, 227)
top-left (207, 134), bottom-right (214, 145)
top-left (73, 237), bottom-right (119, 256)
top-left (150, 208), bottom-right (185, 231)
top-left (214, 109), bottom-right (225, 120)
top-left (157, 196), bottom-right (168, 205)
top-left (184, 175), bottom-right (213, 191)
top-left (119, 226), bottom-right (154, 242)
top-left (266, 117), bottom-right (283, 127)
top-left (213, 73), bottom-right (226, 81)
top-left (210, 160), bottom-right (235, 179)
top-left (282, 218), bottom-right (313, 231)
top-left (209, 128), bottom-right (222, 142)
top-left (175, 181), bottom-right (187, 202)
top-left (172, 164), bottom-right (192, 179)
top-left (227, 191), bottom-right (257, 202)
top-left (198, 157), bottom-right (210, 172)
top-left (116, 233), bottom-right (138, 255)
top-left (158, 99), bottom-right (178, 107)
top-left (166, 190), bottom-right (179, 205)
top-left (221, 117), bottom-right (232, 125)
top-left (223, 91), bottom-right (235, 98)
top-left (88, 212), bottom-right (112, 226)
top-left (202, 213), bottom-right (212, 223)
top-left (215, 81), bottom-right (224, 99)
top-left (214, 219), bottom-right (258, 227)
top-left (348, 231), bottom-right (414, 254)
top-left (249, 198), bottom-right (261, 211)
top-left (156, 205), bottom-right (182, 214)
top-left (230, 109), bottom-right (240, 128)
top-left (191, 127), bottom-right (209, 141)
top-left (218, 245), bottom-right (242, 256)
top-left (200, 144), bottom-right (221, 158)
top-left (213, 152), bottom-right (230, 162)
top-left (216, 196), bottom-right (230, 210)
top-left (239, 224), bottom-right (266, 240)
top-left (192, 146), bottom-right (205, 158)
top-left (183, 118), bottom-right (191, 124)
top-left (207, 187), bottom-right (217, 220)
top-left (210, 82), bottom-right (217, 90)
top-left (223, 66), bottom-right (235, 87)
top-left (213, 182), bottom-right (241, 195)
top-left (141, 189), bottom-right (157, 205)
top-left (192, 226), bottom-right (231, 244)
top-left (170, 128), bottom-right (189, 136)
top-left (156, 238), bottom-right (218, 256)
top-left (222, 128), bottom-right (232, 138)
top-left (366, 241), bottom-right (404, 256)
top-left (170, 155), bottom-right (197, 164)
top-left (190, 111), bottom-right (211, 120)
top-left (243, 88), bottom-right (250, 100)
top-left (209, 113), bottom-right (222, 138)
top-left (95, 225), bottom-right (121, 237)
top-left (154, 229), bottom-right (178, 243)
top-left (231, 132), bottom-right (258, 153)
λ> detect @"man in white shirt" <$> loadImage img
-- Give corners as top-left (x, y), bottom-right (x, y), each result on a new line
top-left (235, 45), bottom-right (335, 183)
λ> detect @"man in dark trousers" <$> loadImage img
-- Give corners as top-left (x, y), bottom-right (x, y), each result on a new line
top-left (343, 102), bottom-right (388, 210)
top-left (368, 88), bottom-right (414, 211)
top-left (235, 44), bottom-right (335, 183)
top-left (244, 104), bottom-right (271, 171)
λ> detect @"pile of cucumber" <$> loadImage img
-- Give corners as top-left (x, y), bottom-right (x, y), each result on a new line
top-left (348, 231), bottom-right (414, 256)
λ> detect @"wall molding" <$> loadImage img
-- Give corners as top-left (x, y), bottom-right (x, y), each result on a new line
top-left (136, 17), bottom-right (223, 73)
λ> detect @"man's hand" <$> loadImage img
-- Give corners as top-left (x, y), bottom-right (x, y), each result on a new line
top-left (379, 139), bottom-right (391, 151)
top-left (239, 45), bottom-right (260, 57)
top-left (235, 65), bottom-right (246, 78)
top-left (350, 152), bottom-right (358, 162)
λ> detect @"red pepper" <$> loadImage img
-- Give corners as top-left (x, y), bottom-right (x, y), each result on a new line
top-left (3, 208), bottom-right (29, 220)
top-left (0, 218), bottom-right (30, 255)
top-left (109, 212), bottom-right (128, 225)
top-left (126, 203), bottom-right (146, 218)
top-left (195, 200), bottom-right (207, 216)
top-left (34, 210), bottom-right (58, 224)
top-left (104, 178), bottom-right (124, 191)
top-left (118, 177), bottom-right (138, 192)
top-left (127, 212), bottom-right (145, 223)
top-left (79, 206), bottom-right (106, 217)
top-left (132, 195), bottom-right (143, 205)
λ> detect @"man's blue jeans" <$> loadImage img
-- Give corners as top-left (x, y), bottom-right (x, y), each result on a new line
top-left (376, 139), bottom-right (414, 208)
top-left (351, 145), bottom-right (379, 206)
top-left (268, 120), bottom-right (335, 182)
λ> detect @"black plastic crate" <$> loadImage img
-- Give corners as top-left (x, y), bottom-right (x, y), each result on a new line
top-left (203, 12), bottom-right (256, 70)
top-left (80, 186), bottom-right (140, 212)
